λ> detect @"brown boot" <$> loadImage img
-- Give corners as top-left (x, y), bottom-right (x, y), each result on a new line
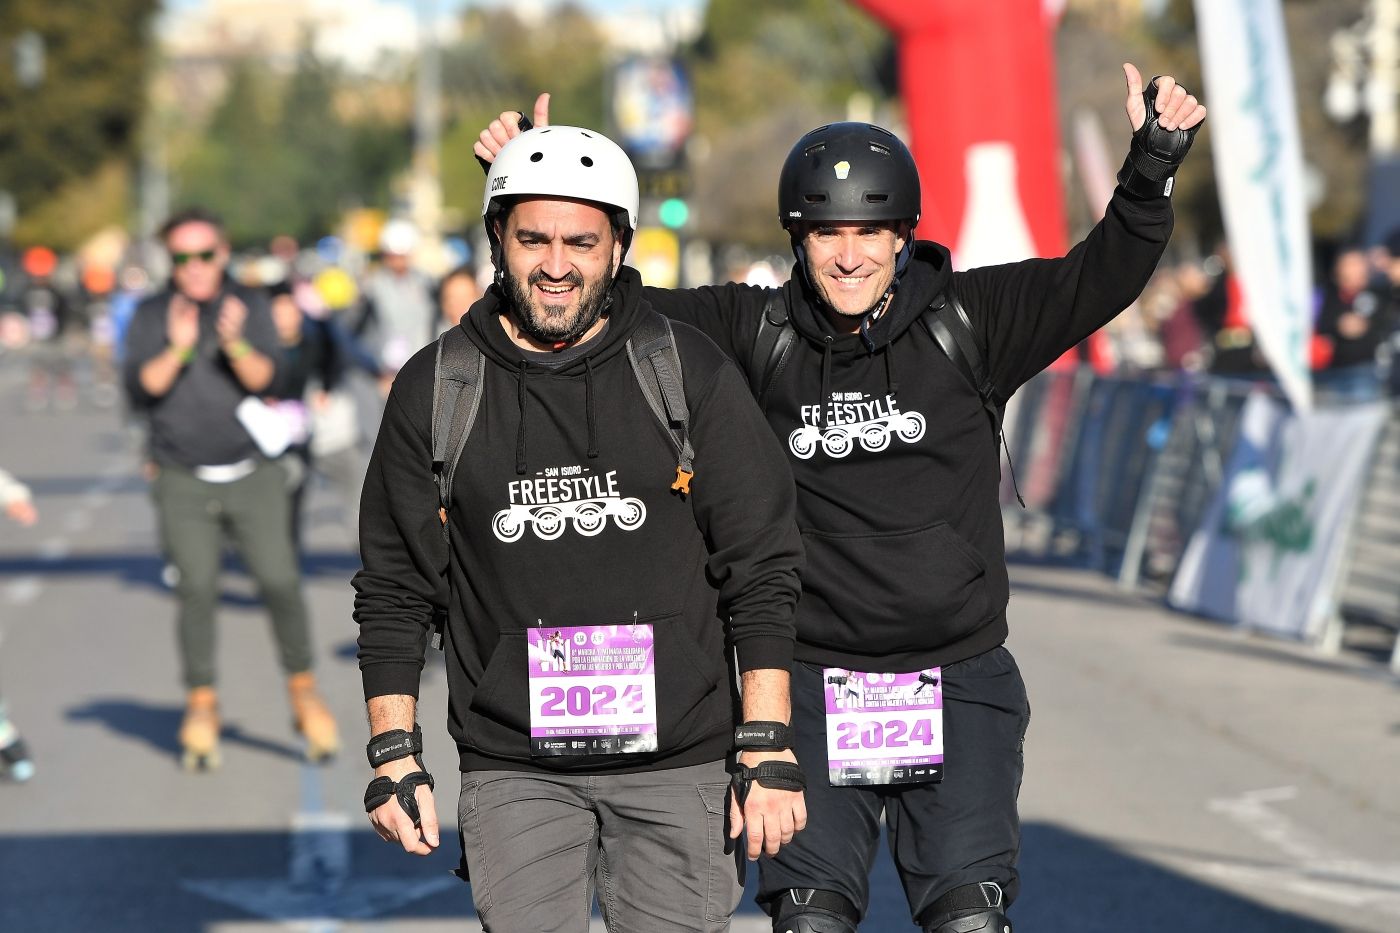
top-left (179, 687), bottom-right (221, 771)
top-left (287, 672), bottom-right (340, 762)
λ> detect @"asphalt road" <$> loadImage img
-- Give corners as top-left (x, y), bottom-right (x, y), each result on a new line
top-left (1, 358), bottom-right (1397, 932)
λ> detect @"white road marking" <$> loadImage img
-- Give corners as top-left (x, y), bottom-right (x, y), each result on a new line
top-left (1200, 787), bottom-right (1400, 918)
top-left (4, 576), bottom-right (41, 605)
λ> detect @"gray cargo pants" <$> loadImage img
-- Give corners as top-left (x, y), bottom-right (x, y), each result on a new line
top-left (458, 760), bottom-right (742, 932)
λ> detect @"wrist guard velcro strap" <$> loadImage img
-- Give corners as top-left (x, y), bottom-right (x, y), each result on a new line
top-left (1118, 75), bottom-right (1201, 198)
top-left (363, 770), bottom-right (436, 827)
top-left (734, 760), bottom-right (807, 793)
top-left (734, 721), bottom-right (794, 751)
top-left (366, 724), bottom-right (423, 768)
top-left (364, 776), bottom-right (395, 812)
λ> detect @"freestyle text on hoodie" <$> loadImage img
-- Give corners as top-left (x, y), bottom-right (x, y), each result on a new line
top-left (644, 186), bottom-right (1173, 672)
top-left (354, 267), bottom-right (803, 775)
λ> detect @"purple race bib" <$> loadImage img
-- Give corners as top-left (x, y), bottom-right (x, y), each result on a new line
top-left (528, 624), bottom-right (658, 756)
top-left (823, 667), bottom-right (944, 786)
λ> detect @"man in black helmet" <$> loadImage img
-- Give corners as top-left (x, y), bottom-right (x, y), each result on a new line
top-left (477, 63), bottom-right (1205, 933)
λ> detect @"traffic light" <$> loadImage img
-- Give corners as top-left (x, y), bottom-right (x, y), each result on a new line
top-left (658, 198), bottom-right (689, 230)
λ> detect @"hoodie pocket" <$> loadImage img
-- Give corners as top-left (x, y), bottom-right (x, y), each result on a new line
top-left (800, 521), bottom-right (990, 656)
top-left (650, 614), bottom-right (729, 755)
top-left (465, 614), bottom-right (728, 761)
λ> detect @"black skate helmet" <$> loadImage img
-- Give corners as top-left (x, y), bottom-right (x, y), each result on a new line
top-left (778, 122), bottom-right (921, 230)
top-left (778, 123), bottom-right (922, 324)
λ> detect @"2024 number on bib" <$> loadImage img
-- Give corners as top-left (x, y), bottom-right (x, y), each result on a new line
top-left (824, 667), bottom-right (944, 786)
top-left (528, 624), bottom-right (658, 756)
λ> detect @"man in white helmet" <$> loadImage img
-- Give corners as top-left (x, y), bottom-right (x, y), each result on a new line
top-left (354, 125), bottom-right (809, 932)
top-left (356, 218), bottom-right (437, 381)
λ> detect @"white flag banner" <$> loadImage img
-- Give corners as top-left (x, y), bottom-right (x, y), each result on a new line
top-left (1169, 393), bottom-right (1386, 641)
top-left (1194, 0), bottom-right (1313, 411)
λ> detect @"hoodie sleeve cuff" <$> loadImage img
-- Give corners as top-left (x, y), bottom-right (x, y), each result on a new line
top-left (735, 634), bottom-right (795, 674)
top-left (361, 661), bottom-right (424, 702)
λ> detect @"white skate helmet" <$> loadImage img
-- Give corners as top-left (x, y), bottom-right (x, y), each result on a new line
top-left (379, 218), bottom-right (419, 256)
top-left (483, 126), bottom-right (639, 257)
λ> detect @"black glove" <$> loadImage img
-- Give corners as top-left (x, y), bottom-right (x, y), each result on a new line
top-left (1117, 76), bottom-right (1201, 199)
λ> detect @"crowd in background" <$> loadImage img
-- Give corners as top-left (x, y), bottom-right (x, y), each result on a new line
top-left (1116, 230), bottom-right (1400, 402)
top-left (0, 224), bottom-right (489, 549)
top-left (6, 226), bottom-right (1396, 448)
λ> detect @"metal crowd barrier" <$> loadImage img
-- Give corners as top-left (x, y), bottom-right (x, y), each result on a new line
top-left (1329, 406), bottom-right (1400, 672)
top-left (1002, 369), bottom-right (1400, 672)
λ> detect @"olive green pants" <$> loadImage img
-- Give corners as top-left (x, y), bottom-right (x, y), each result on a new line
top-left (152, 460), bottom-right (312, 688)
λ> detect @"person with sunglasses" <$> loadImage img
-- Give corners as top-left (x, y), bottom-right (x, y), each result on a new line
top-left (122, 207), bottom-right (339, 770)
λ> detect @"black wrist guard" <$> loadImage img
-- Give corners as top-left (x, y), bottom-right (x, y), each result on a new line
top-left (732, 760), bottom-right (807, 795)
top-left (364, 770), bottom-right (436, 827)
top-left (734, 721), bottom-right (794, 751)
top-left (1117, 75), bottom-right (1200, 199)
top-left (366, 724), bottom-right (423, 768)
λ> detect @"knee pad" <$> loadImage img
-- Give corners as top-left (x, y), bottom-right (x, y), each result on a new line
top-left (770, 889), bottom-right (859, 933)
top-left (920, 882), bottom-right (1012, 933)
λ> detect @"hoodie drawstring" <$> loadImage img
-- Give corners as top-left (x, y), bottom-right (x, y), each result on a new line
top-left (820, 337), bottom-right (834, 425)
top-left (514, 360), bottom-right (528, 475)
top-left (584, 355), bottom-right (599, 459)
top-left (884, 346), bottom-right (899, 396)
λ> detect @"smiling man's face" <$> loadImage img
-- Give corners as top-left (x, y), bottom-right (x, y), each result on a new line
top-left (498, 196), bottom-right (621, 347)
top-left (799, 221), bottom-right (907, 322)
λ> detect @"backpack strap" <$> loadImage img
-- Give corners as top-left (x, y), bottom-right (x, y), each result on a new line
top-left (748, 287), bottom-right (797, 411)
top-left (922, 283), bottom-right (1003, 435)
top-left (431, 325), bottom-right (485, 522)
top-left (922, 283), bottom-right (1024, 507)
top-left (626, 311), bottom-right (696, 495)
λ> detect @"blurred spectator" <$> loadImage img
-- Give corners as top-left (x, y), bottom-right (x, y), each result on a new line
top-left (0, 467), bottom-right (37, 783)
top-left (1383, 230), bottom-right (1400, 397)
top-left (354, 219), bottom-right (436, 385)
top-left (1156, 259), bottom-right (1211, 371)
top-left (122, 207), bottom-right (338, 769)
top-left (19, 246), bottom-right (80, 411)
top-left (81, 263), bottom-right (120, 407)
top-left (1193, 245), bottom-right (1269, 378)
top-left (264, 279), bottom-right (375, 553)
top-left (108, 265), bottom-right (152, 369)
top-left (435, 263), bottom-right (481, 337)
top-left (1313, 246), bottom-right (1395, 402)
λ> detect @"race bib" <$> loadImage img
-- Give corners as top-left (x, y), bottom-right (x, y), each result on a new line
top-left (528, 624), bottom-right (658, 756)
top-left (824, 667), bottom-right (944, 786)
top-left (29, 307), bottom-right (57, 341)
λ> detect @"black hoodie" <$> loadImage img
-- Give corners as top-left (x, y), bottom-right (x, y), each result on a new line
top-left (354, 266), bottom-right (803, 774)
top-left (645, 187), bottom-right (1173, 671)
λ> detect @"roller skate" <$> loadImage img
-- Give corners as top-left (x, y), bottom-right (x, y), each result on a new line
top-left (0, 712), bottom-right (34, 783)
top-left (288, 672), bottom-right (339, 763)
top-left (179, 686), bottom-right (221, 771)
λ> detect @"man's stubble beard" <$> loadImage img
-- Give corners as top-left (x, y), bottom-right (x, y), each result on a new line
top-left (505, 264), bottom-right (615, 346)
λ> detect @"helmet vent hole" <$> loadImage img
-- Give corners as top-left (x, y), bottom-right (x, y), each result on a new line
top-left (580, 156), bottom-right (594, 167)
top-left (804, 194), bottom-right (828, 204)
top-left (581, 131), bottom-right (593, 138)
top-left (530, 152), bottom-right (544, 162)
top-left (864, 194), bottom-right (888, 203)
top-left (868, 143), bottom-right (891, 156)
top-left (804, 143), bottom-right (826, 156)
